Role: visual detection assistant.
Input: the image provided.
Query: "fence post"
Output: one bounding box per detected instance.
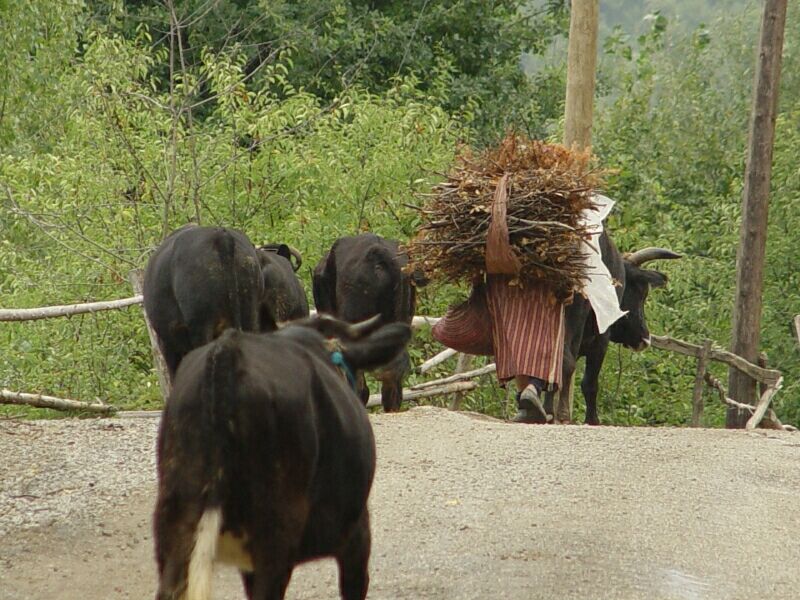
[757,352,770,398]
[691,340,712,427]
[128,269,171,399]
[449,353,474,411]
[794,315,800,347]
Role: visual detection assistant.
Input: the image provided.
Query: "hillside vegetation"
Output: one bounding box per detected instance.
[1,0,798,426]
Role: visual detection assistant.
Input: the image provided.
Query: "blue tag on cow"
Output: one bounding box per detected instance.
[330,351,357,391]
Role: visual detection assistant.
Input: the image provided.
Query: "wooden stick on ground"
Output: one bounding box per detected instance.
[367,381,477,408]
[119,382,481,416]
[1,389,116,414]
[117,410,161,419]
[412,363,496,390]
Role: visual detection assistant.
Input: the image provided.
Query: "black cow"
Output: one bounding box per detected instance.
[153,316,411,600]
[256,244,310,322]
[544,233,681,425]
[312,233,419,412]
[143,225,266,380]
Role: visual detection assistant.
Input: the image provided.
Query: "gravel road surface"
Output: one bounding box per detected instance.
[1,406,799,599]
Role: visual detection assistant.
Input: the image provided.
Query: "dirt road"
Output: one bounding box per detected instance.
[2,406,799,599]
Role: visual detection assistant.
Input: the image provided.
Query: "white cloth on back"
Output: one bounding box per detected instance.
[580,194,627,334]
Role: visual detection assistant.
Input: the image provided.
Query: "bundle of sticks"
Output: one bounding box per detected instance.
[406,134,604,299]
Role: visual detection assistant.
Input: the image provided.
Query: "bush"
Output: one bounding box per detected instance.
[0,29,464,413]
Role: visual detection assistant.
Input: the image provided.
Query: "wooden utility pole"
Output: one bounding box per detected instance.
[557,0,599,422]
[563,0,599,151]
[727,0,787,428]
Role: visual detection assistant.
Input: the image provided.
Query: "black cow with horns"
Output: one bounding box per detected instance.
[143,226,310,382]
[256,243,310,323]
[312,233,422,412]
[153,315,411,600]
[544,232,682,425]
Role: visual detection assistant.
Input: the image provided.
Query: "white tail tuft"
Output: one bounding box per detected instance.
[187,508,221,600]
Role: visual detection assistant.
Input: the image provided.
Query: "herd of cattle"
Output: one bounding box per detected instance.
[142,223,679,599]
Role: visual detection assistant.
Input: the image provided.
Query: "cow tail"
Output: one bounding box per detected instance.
[187,331,239,600]
[216,229,243,330]
[186,508,221,600]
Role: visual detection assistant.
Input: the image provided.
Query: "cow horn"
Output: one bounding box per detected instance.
[288,314,382,339]
[346,314,383,339]
[287,245,303,272]
[626,248,682,266]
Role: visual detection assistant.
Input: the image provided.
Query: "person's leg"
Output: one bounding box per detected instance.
[513,376,550,423]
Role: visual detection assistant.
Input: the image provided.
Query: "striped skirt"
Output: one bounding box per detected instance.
[486,276,564,388]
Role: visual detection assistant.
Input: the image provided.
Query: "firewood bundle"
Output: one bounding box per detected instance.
[406,134,604,299]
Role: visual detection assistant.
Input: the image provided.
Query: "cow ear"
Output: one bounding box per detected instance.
[342,323,412,371]
[276,244,292,261]
[641,269,668,289]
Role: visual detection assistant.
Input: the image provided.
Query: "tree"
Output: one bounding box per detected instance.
[727,0,788,427]
[87,0,570,143]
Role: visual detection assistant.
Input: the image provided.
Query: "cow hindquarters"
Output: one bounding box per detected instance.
[337,509,371,600]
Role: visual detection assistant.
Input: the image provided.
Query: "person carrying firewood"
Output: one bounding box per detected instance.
[409,136,624,424]
[431,173,567,423]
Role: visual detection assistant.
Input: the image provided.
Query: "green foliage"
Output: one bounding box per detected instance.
[0,0,87,146]
[2,1,799,429]
[0,27,462,413]
[588,7,800,426]
[598,0,752,41]
[86,0,569,144]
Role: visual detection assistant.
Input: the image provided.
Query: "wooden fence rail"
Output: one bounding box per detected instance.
[650,335,781,386]
[0,296,143,322]
[0,294,792,429]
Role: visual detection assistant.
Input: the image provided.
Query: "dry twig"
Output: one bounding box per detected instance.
[406,134,605,298]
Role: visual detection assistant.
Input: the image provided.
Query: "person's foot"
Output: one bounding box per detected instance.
[512,385,551,424]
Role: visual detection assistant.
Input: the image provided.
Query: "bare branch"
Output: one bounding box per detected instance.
[0,296,142,322]
[412,363,496,390]
[704,372,791,431]
[1,388,116,415]
[366,381,477,408]
[651,335,781,386]
[746,377,784,430]
[419,348,458,373]
[4,186,125,278]
[101,95,169,207]
[5,187,136,268]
